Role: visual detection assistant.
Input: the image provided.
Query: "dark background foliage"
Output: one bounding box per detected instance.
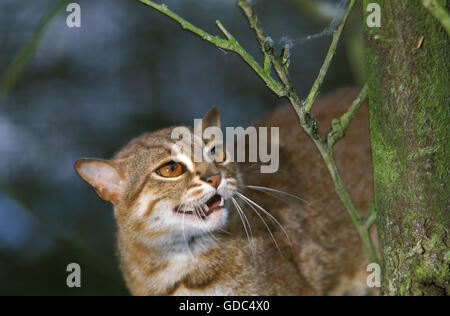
[0,0,361,295]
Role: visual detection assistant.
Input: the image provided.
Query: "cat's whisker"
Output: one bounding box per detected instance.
[218,228,233,235]
[198,204,208,218]
[236,192,292,246]
[235,194,282,255]
[175,199,185,216]
[246,187,292,207]
[175,196,224,251]
[231,197,255,257]
[192,204,221,247]
[182,204,195,257]
[244,185,311,205]
[205,231,221,245]
[243,186,306,212]
[235,198,255,247]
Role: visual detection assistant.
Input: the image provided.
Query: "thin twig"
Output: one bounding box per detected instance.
[237,0,302,109]
[422,0,450,37]
[303,0,356,112]
[236,0,320,148]
[138,0,284,95]
[0,0,70,98]
[327,83,368,147]
[363,203,377,232]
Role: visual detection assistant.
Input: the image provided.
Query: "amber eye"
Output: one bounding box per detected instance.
[156,161,184,178]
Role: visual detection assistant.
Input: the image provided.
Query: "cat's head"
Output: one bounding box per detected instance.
[75,108,239,246]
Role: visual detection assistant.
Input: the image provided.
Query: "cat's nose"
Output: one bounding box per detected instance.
[202,173,221,189]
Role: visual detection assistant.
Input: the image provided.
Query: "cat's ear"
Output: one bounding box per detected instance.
[202,107,221,129]
[74,159,124,205]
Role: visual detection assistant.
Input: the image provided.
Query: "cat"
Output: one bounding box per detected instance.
[75,87,375,296]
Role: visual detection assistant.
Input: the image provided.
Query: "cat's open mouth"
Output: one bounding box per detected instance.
[174,194,224,219]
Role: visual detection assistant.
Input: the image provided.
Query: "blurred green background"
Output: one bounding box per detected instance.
[0,0,364,295]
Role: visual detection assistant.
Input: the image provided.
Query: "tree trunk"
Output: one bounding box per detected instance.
[364,0,449,295]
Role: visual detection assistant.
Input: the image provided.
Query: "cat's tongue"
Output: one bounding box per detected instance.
[206,195,222,211]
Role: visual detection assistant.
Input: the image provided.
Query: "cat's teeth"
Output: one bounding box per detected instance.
[219,198,224,207]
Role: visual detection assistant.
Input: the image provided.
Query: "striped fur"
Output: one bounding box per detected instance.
[76,88,377,296]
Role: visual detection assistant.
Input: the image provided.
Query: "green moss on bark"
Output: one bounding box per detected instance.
[364,0,449,295]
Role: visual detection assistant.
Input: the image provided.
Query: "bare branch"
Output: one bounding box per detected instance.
[327,83,368,147]
[237,0,299,104]
[0,0,70,98]
[139,0,285,95]
[303,0,356,112]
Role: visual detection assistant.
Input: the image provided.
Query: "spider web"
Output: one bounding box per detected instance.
[279,0,349,50]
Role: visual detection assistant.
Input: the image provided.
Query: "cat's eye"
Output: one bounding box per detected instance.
[210,146,226,162]
[155,161,185,178]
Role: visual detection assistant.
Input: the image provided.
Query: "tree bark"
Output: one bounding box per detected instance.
[364,0,449,295]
